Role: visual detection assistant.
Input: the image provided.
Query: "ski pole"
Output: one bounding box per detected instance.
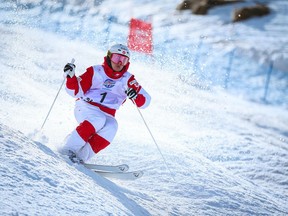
[133,101,175,181]
[40,58,75,130]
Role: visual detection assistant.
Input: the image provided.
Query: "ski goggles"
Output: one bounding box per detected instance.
[110,53,129,66]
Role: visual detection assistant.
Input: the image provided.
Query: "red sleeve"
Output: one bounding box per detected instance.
[79,66,94,94]
[134,94,146,107]
[66,76,79,95]
[65,66,94,96]
[127,75,141,93]
[127,75,149,108]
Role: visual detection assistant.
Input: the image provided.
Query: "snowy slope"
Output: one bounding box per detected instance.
[0,0,288,215]
[0,123,151,215]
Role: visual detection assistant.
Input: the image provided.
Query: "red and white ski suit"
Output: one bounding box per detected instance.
[63,58,151,162]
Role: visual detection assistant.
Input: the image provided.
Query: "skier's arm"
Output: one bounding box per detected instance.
[126,75,151,109]
[134,87,151,109]
[65,66,94,98]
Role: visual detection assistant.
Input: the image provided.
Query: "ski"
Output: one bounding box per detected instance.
[83,163,129,173]
[66,155,142,180]
[93,170,144,180]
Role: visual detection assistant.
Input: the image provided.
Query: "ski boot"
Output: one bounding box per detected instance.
[68,150,84,164]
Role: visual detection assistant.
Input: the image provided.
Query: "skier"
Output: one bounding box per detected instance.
[61,44,151,163]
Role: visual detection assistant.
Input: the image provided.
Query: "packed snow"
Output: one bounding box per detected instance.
[0,0,287,215]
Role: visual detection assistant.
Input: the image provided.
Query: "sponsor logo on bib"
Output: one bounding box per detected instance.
[103,79,115,88]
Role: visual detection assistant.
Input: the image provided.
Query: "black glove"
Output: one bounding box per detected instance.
[126,88,137,100]
[63,63,76,78]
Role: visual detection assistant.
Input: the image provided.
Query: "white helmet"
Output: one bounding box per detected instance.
[107,44,130,58]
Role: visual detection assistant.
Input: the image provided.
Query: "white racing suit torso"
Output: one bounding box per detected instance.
[66,65,150,115]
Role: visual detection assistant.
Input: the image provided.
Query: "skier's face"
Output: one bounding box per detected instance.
[111,53,129,66]
[111,60,125,72]
[110,53,129,71]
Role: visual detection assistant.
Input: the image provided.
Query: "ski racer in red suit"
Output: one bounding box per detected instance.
[62,44,151,163]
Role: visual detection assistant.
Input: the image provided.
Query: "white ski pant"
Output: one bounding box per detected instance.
[63,100,118,162]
